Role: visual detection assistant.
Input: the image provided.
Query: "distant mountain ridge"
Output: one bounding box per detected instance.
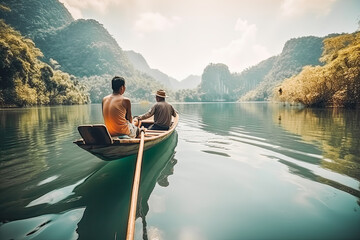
[125,50,201,90]
[180,75,201,89]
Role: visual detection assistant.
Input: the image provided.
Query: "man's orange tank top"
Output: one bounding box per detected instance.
[102,94,130,136]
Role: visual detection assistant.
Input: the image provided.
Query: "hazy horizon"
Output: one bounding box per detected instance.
[59,0,360,80]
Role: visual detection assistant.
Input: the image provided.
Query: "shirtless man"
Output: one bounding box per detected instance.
[102,76,138,138]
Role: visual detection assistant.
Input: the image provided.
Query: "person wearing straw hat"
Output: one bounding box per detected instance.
[135,89,177,130]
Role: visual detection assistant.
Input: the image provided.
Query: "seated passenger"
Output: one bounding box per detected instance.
[102,76,139,138]
[135,90,177,130]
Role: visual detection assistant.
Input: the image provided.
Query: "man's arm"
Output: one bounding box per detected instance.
[138,105,156,120]
[101,97,107,117]
[101,100,104,116]
[122,98,133,122]
[172,105,177,117]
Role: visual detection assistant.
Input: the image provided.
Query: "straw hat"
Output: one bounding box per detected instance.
[155,89,168,98]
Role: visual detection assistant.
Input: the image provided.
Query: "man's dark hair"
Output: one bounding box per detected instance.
[112,76,125,92]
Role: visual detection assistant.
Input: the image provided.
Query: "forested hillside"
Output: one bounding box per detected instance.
[38,19,132,77]
[277,32,360,108]
[0,0,165,105]
[0,0,73,37]
[0,20,88,107]
[233,56,277,98]
[240,36,324,101]
[0,0,131,77]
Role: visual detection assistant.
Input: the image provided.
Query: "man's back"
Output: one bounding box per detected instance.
[102,94,129,136]
[152,101,176,127]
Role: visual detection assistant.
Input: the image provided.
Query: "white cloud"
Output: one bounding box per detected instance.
[59,0,123,19]
[281,0,337,17]
[134,12,181,35]
[234,18,257,33]
[211,18,271,73]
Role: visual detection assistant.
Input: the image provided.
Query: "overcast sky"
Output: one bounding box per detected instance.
[59,0,360,80]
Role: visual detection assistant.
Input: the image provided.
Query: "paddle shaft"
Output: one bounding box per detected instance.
[126,130,145,240]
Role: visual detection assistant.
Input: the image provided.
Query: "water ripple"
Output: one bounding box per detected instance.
[179,110,360,200]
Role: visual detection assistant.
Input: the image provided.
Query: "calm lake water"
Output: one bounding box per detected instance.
[0,102,359,240]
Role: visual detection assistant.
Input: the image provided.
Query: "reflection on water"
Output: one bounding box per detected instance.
[75,132,178,240]
[1,103,360,239]
[275,107,360,201]
[0,105,94,190]
[175,103,360,199]
[0,207,85,240]
[276,107,360,180]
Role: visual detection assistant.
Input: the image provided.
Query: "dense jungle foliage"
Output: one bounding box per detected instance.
[277,32,360,108]
[0,20,88,107]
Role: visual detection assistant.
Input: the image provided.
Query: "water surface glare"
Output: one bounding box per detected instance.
[0,103,359,240]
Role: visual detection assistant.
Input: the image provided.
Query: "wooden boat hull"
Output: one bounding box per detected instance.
[74,113,179,161]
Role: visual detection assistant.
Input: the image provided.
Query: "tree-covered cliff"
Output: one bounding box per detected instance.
[277,32,360,108]
[0,20,88,107]
[199,63,236,101]
[240,36,324,101]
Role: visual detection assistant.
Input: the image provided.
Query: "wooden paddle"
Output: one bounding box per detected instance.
[126,128,145,240]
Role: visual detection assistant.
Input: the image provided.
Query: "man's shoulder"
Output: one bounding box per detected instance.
[122,97,131,103]
[157,101,170,105]
[102,94,111,102]
[156,101,174,109]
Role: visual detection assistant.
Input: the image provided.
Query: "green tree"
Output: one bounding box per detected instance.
[278,32,360,108]
[0,20,88,106]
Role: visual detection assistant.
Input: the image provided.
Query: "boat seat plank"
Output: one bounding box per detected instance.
[145,130,167,133]
[78,124,113,145]
[144,134,159,137]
